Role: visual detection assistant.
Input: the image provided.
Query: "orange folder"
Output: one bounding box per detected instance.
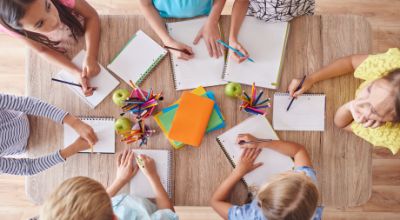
[168,92,214,147]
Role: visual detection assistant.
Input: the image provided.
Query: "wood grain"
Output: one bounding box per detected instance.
[24,14,373,208]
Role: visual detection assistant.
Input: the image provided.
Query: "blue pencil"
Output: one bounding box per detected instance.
[216,40,255,63]
[253,91,264,105]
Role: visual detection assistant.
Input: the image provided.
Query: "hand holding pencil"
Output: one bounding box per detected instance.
[288,75,314,98]
[227,40,250,64]
[163,39,194,60]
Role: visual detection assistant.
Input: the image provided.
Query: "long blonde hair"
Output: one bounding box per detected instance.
[257,172,319,220]
[40,176,114,220]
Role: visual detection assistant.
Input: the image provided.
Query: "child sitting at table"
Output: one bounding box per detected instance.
[40,149,178,220]
[211,134,323,220]
[228,0,315,63]
[138,0,226,60]
[0,0,100,96]
[288,48,400,155]
[0,93,97,176]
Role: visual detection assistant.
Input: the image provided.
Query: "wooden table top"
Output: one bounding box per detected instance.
[26,14,372,208]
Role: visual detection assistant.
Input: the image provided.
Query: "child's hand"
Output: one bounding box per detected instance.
[116,150,139,184]
[63,114,98,146]
[194,22,224,58]
[82,57,101,78]
[71,137,91,152]
[233,148,263,177]
[348,100,384,128]
[136,154,159,180]
[165,39,194,60]
[236,133,259,148]
[229,40,249,63]
[78,75,95,97]
[288,77,314,97]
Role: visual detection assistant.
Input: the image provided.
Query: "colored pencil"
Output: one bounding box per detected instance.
[216,39,255,62]
[286,75,307,111]
[163,45,192,55]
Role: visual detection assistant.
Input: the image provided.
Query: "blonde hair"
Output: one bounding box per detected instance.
[40,176,114,220]
[257,172,319,220]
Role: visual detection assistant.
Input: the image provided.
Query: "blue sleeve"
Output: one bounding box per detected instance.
[151,209,179,220]
[294,166,318,184]
[228,201,263,220]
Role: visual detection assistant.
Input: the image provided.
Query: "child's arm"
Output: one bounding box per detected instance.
[211,148,263,219]
[107,150,138,197]
[288,54,368,97]
[73,0,101,78]
[237,134,312,167]
[138,0,194,60]
[193,0,226,58]
[138,155,175,211]
[228,0,250,63]
[22,38,95,96]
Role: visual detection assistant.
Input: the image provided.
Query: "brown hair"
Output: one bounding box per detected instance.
[40,176,114,220]
[257,172,319,220]
[382,68,400,122]
[0,0,84,52]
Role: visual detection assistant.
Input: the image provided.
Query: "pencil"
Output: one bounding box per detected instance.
[163,45,192,55]
[286,75,307,111]
[238,139,272,145]
[51,78,82,88]
[216,39,255,62]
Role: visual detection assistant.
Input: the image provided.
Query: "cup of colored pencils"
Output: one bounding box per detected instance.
[120,120,155,146]
[239,83,271,115]
[120,80,163,120]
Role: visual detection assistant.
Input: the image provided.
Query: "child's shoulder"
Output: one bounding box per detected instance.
[228,199,265,220]
[354,48,400,81]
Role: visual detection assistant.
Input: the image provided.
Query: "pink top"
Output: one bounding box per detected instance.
[0,0,80,52]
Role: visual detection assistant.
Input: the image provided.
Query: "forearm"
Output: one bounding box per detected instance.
[0,151,64,176]
[259,141,312,167]
[206,0,226,26]
[334,102,354,128]
[229,0,248,41]
[139,1,173,44]
[211,172,241,203]
[83,11,100,61]
[106,179,126,197]
[149,175,174,211]
[308,56,355,85]
[34,46,81,77]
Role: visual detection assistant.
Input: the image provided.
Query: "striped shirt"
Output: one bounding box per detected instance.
[0,94,68,176]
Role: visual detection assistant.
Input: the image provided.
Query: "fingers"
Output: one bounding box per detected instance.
[370,120,382,128]
[125,150,135,166]
[205,38,213,57]
[252,162,264,171]
[218,42,225,56]
[121,149,129,165]
[193,31,202,45]
[210,40,219,58]
[117,151,123,165]
[363,119,375,128]
[288,79,300,97]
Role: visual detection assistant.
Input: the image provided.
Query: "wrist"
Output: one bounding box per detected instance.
[161,36,175,46]
[308,74,318,85]
[231,169,245,179]
[63,114,80,128]
[112,178,127,188]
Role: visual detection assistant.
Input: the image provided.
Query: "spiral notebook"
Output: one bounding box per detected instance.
[107,30,167,85]
[223,16,290,89]
[216,115,294,192]
[63,117,115,153]
[273,93,325,131]
[130,149,173,198]
[56,50,120,109]
[166,18,226,90]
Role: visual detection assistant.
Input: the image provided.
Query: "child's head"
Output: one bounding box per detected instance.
[40,176,115,220]
[257,172,319,220]
[0,0,84,51]
[355,68,400,123]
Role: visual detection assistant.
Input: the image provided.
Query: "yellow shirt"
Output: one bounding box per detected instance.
[351,48,400,155]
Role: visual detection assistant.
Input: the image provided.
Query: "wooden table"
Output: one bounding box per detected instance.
[26,15,372,208]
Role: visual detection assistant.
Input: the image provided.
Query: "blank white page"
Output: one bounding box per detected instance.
[56,50,120,109]
[224,16,289,89]
[64,118,115,153]
[166,18,226,90]
[273,93,325,131]
[217,115,294,192]
[107,30,167,85]
[130,150,172,198]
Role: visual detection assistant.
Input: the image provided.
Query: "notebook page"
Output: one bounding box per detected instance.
[224,16,289,89]
[166,18,226,90]
[130,150,171,198]
[273,93,325,131]
[63,118,115,153]
[56,50,120,108]
[107,30,167,85]
[217,115,294,191]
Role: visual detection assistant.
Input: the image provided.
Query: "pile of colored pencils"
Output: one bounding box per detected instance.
[120,120,155,146]
[119,80,163,146]
[121,80,163,119]
[239,83,271,115]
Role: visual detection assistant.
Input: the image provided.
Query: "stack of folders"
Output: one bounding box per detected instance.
[154,87,225,149]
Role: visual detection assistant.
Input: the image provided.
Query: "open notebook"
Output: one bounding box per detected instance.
[63,117,115,153]
[56,50,120,109]
[223,16,290,89]
[166,17,226,90]
[108,30,167,85]
[216,115,294,192]
[130,149,172,198]
[273,93,325,131]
